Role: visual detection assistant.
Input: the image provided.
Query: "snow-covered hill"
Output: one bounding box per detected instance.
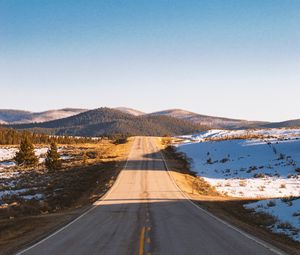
[179,128,300,142]
[0,108,87,124]
[176,129,300,198]
[114,107,145,116]
[149,109,267,129]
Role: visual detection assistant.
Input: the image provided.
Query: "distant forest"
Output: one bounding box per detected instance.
[0,128,98,145]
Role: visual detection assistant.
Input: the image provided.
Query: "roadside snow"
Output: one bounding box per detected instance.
[176,130,300,198]
[244,198,300,242]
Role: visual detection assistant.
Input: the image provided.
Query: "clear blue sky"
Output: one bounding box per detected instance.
[0,0,299,121]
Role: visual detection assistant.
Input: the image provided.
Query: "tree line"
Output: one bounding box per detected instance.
[0,128,98,145]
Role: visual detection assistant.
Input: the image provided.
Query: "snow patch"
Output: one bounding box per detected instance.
[244,198,300,242]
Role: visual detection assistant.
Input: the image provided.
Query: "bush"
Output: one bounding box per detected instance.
[253,173,265,178]
[267,200,276,207]
[85,150,98,159]
[292,211,300,217]
[277,221,294,230]
[220,157,229,163]
[281,196,298,203]
[206,157,213,164]
[279,183,286,189]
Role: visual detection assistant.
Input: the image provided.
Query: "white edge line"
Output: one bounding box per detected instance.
[16,138,136,255]
[158,145,288,255]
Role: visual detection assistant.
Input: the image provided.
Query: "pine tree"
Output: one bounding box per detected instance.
[14,136,38,166]
[45,142,61,171]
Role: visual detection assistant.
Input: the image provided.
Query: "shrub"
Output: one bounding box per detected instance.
[239,180,247,187]
[220,157,229,163]
[281,196,298,203]
[279,183,286,189]
[206,157,212,164]
[277,221,295,231]
[267,200,276,207]
[253,173,265,178]
[85,150,98,159]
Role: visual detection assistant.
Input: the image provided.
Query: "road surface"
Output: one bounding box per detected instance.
[18,137,284,255]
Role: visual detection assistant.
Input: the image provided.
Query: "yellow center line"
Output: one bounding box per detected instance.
[139,227,146,255]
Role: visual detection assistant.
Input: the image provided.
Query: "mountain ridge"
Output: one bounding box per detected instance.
[147,109,269,129]
[1,107,298,131]
[9,108,205,137]
[0,108,88,124]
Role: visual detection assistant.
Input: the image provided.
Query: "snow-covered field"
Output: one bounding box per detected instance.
[176,129,300,198]
[177,128,300,242]
[179,128,300,142]
[244,198,300,242]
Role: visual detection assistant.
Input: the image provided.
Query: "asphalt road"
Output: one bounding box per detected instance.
[18,137,285,255]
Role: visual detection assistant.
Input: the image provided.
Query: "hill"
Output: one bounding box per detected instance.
[148,109,269,129]
[114,107,145,116]
[10,108,205,137]
[0,110,32,124]
[3,107,297,130]
[262,119,300,129]
[0,108,87,124]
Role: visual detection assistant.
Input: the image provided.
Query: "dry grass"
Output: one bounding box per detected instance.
[0,138,133,255]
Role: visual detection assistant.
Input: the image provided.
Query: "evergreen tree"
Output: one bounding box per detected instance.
[45,142,62,171]
[14,136,38,166]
